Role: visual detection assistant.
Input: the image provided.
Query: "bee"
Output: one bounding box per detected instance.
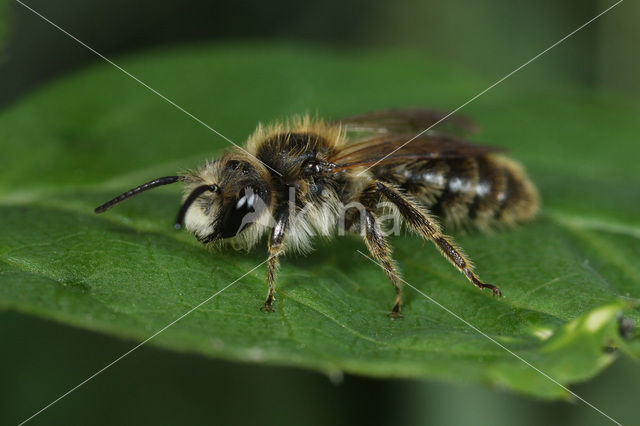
[95,108,539,317]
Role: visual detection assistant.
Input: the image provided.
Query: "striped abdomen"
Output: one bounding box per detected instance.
[373,155,540,230]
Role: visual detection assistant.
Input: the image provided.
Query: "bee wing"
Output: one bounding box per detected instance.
[329,133,505,171]
[332,108,480,139]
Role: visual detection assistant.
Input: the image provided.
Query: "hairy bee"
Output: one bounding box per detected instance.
[95,108,539,317]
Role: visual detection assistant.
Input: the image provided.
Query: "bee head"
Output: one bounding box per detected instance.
[94,156,272,244]
[178,158,271,243]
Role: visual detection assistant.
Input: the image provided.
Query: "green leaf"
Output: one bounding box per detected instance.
[1,44,638,399]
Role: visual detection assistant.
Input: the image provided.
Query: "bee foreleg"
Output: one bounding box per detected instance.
[361,208,403,319]
[262,205,289,312]
[375,181,501,297]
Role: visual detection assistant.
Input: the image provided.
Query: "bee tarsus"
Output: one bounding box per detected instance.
[260,296,275,313]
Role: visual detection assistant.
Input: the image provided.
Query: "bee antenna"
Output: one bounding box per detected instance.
[174,184,219,230]
[94,176,182,214]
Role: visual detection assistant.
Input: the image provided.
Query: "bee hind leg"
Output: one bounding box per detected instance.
[375,181,501,296]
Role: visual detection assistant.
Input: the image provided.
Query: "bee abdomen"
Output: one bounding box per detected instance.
[430,158,479,229]
[443,155,539,230]
[375,155,539,230]
[484,155,539,228]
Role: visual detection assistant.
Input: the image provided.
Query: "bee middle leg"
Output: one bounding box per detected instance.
[262,205,289,312]
[359,208,403,319]
[375,181,501,296]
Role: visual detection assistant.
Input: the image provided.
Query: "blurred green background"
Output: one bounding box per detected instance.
[2,0,639,107]
[1,0,639,425]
